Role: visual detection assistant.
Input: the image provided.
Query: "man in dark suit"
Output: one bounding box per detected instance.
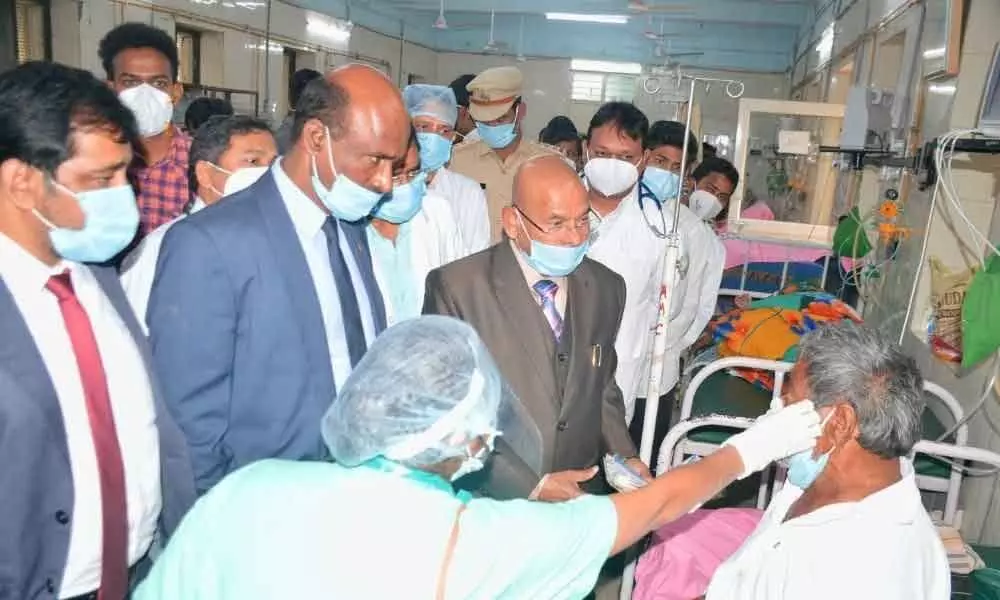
[423,155,651,502]
[148,65,408,494]
[0,62,195,600]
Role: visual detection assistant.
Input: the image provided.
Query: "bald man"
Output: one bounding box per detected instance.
[423,155,643,504]
[149,65,407,493]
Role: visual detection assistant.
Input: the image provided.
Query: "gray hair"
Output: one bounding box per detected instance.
[798,321,924,458]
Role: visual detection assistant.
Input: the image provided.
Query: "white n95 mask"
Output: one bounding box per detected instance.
[119,84,174,138]
[223,166,268,197]
[689,189,723,221]
[584,157,639,197]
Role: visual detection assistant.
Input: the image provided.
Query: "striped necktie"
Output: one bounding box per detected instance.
[533,279,563,341]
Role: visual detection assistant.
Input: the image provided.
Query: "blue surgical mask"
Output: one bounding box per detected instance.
[786,411,834,489]
[475,107,519,150]
[36,182,140,263]
[416,132,453,172]
[643,166,681,202]
[373,172,427,224]
[516,212,589,277]
[310,126,384,222]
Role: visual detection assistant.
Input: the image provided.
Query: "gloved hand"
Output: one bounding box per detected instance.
[723,400,821,479]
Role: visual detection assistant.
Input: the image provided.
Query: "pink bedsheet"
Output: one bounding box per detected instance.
[633,508,763,600]
[721,203,850,271]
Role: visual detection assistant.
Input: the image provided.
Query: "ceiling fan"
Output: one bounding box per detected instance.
[628,1,695,13]
[482,10,509,53]
[427,0,489,31]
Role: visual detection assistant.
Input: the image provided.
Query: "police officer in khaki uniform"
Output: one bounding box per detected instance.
[449,66,558,244]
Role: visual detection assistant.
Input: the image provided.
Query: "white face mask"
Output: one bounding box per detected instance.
[689,189,723,221]
[119,84,174,138]
[223,165,268,196]
[584,156,639,197]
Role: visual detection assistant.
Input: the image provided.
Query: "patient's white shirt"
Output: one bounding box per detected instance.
[706,458,950,600]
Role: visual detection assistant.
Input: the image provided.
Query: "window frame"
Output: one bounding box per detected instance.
[175,25,202,86]
[13,0,51,64]
[570,70,638,104]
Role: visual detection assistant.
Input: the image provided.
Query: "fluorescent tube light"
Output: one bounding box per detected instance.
[545,13,628,25]
[307,18,353,43]
[923,47,946,59]
[570,59,642,75]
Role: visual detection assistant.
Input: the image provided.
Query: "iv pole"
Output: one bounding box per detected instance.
[622,73,745,600]
[637,73,745,465]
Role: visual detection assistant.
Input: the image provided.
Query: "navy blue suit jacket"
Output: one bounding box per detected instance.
[147,170,386,493]
[0,266,196,599]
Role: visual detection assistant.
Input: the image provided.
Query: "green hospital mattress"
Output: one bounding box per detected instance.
[687,370,953,479]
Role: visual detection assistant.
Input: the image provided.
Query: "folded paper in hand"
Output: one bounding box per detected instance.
[604,453,648,493]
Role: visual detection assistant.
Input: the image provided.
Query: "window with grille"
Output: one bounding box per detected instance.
[570,72,637,103]
[15,0,47,64]
[175,27,201,85]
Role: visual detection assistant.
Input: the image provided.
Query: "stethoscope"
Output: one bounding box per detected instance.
[637,181,669,240]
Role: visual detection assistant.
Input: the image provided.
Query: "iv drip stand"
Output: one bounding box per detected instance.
[622,73,744,600]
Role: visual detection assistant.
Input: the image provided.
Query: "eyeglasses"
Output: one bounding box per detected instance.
[391,168,422,186]
[514,205,592,235]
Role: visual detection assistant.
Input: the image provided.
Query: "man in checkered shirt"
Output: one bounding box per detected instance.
[99,23,192,236]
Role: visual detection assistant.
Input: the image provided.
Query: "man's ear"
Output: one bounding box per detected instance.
[194,160,214,195]
[0,159,43,211]
[822,403,858,453]
[501,205,520,242]
[170,82,185,106]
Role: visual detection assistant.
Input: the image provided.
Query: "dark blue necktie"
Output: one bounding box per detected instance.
[322,217,367,367]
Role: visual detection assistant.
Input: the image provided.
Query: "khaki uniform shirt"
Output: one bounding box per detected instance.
[449,138,559,244]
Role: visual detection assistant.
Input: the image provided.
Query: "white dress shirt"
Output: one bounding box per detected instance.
[587,185,724,421]
[271,160,377,391]
[0,234,161,599]
[368,190,466,325]
[707,458,950,600]
[429,167,490,255]
[120,198,205,333]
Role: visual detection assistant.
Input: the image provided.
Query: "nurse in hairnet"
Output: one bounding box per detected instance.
[134,316,821,600]
[404,84,490,255]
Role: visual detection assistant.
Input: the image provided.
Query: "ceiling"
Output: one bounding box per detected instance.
[302,0,814,73]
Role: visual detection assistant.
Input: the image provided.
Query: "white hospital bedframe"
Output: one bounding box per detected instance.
[620,414,988,600]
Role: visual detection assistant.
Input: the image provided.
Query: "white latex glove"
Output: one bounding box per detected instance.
[723,400,822,479]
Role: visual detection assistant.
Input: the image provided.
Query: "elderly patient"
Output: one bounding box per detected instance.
[705,322,950,600]
[135,316,822,600]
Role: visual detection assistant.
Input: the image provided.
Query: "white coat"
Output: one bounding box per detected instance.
[120,198,206,333]
[587,185,724,422]
[369,190,467,326]
[428,167,490,255]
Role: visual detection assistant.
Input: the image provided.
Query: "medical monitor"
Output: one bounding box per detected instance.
[978,43,1000,137]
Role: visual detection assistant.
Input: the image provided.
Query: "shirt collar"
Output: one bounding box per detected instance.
[272,157,328,238]
[0,232,74,296]
[591,184,638,230]
[509,239,567,288]
[783,458,923,526]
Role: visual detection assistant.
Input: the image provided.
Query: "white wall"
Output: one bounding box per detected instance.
[47,0,431,124]
[436,52,787,150]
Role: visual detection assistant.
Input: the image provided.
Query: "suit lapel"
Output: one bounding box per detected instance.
[254,173,335,392]
[490,243,559,403]
[0,278,69,461]
[340,219,387,334]
[560,265,593,418]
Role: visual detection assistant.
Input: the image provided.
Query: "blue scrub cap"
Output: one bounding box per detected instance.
[403,84,459,128]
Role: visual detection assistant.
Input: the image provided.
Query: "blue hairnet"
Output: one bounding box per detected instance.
[322,316,507,468]
[403,84,458,127]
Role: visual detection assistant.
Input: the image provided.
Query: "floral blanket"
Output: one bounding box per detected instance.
[706,291,862,390]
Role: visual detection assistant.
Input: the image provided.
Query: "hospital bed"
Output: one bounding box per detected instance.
[672,357,967,521]
[638,416,1000,600]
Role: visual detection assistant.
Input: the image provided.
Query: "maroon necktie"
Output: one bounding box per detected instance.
[47,271,128,600]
